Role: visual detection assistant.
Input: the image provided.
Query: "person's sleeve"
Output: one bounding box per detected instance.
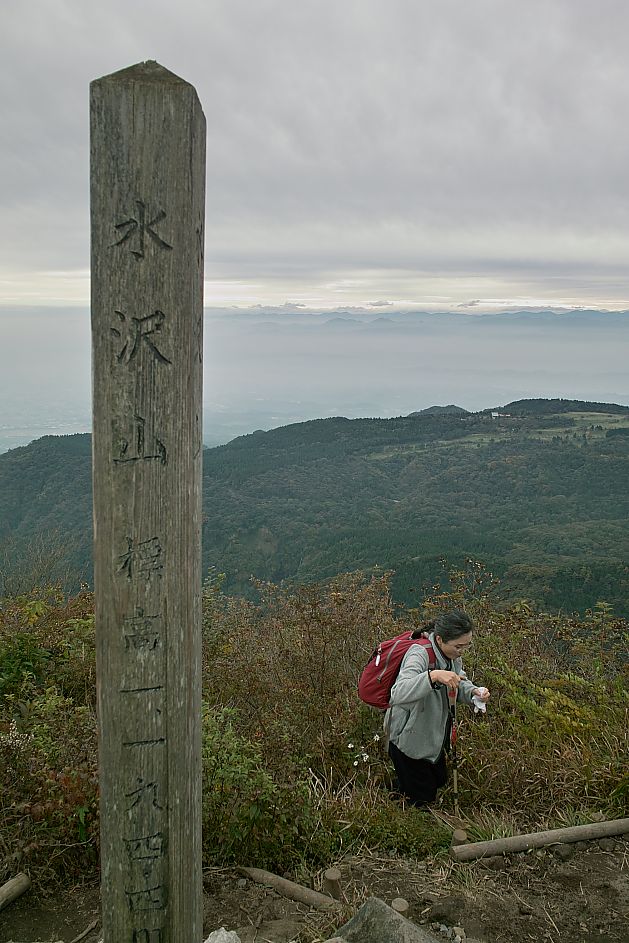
[389,647,434,706]
[456,663,476,706]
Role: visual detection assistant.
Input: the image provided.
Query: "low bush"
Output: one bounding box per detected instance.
[0,589,99,885]
[1,564,627,890]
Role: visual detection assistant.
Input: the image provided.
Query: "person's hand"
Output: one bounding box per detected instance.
[472,686,490,702]
[431,670,462,691]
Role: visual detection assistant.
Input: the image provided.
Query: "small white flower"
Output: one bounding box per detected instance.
[373,734,381,742]
[362,754,369,762]
[353,760,359,766]
[347,742,354,749]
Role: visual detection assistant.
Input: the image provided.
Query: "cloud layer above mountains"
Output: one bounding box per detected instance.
[2,0,629,308]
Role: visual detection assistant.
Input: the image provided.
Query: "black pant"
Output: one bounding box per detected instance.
[388,740,448,806]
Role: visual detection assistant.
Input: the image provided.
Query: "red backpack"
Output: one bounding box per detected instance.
[358,631,436,710]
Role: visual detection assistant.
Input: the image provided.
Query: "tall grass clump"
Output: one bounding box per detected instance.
[202,562,628,854]
[457,595,628,825]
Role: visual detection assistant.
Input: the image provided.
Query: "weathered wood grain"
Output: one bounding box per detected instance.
[0,872,31,912]
[450,817,629,861]
[90,60,205,943]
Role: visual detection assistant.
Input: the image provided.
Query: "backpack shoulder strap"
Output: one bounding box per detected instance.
[416,635,437,668]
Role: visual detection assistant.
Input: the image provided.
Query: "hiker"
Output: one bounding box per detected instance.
[385,609,490,807]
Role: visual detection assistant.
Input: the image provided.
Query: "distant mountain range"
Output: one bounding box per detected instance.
[1,398,628,615]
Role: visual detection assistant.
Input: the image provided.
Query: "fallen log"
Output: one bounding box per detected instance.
[0,872,31,912]
[236,866,344,911]
[451,817,629,862]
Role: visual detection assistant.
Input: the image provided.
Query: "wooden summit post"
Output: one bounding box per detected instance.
[90,61,206,942]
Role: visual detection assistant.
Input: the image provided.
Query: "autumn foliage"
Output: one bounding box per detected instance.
[1,564,627,887]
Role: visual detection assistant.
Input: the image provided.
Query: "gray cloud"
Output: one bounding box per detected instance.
[2,0,629,306]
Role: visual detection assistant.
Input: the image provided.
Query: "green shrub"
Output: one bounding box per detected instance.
[1,565,627,891]
[0,631,51,697]
[0,590,99,884]
[202,704,320,869]
[0,684,99,884]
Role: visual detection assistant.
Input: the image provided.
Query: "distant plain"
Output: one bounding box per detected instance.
[1,305,628,453]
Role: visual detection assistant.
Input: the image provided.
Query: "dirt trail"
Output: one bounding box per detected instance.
[1,840,627,943]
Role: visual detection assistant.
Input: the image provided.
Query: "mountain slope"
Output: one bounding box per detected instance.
[1,401,628,614]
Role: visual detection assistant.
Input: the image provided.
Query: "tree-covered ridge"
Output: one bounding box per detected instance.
[493,398,629,416]
[1,400,629,614]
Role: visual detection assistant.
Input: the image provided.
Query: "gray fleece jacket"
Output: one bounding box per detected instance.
[384,632,477,762]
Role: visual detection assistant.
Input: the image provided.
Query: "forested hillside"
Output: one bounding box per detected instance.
[1,399,628,614]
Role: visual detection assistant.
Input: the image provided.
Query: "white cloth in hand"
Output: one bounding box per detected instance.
[472,687,489,713]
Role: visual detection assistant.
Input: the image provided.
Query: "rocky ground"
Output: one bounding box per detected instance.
[1,838,628,943]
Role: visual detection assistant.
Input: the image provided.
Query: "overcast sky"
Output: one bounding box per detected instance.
[2,0,629,310]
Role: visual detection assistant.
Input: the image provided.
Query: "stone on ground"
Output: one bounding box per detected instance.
[204,929,242,943]
[331,896,442,942]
